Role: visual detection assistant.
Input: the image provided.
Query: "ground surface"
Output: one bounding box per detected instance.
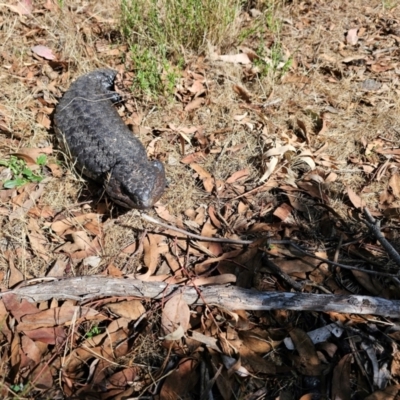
[0,0,400,399]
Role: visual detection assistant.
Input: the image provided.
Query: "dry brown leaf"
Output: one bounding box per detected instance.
[6,0,32,15]
[18,304,105,331]
[233,84,252,103]
[189,163,212,179]
[2,293,42,322]
[106,367,137,390]
[9,181,47,221]
[346,28,359,45]
[184,97,205,112]
[106,300,145,320]
[36,112,51,129]
[105,263,124,277]
[6,253,24,288]
[13,147,53,165]
[57,231,92,254]
[27,218,50,262]
[30,363,53,389]
[180,151,207,164]
[365,385,400,400]
[287,195,308,212]
[219,53,251,64]
[282,74,311,84]
[195,249,243,273]
[273,258,314,278]
[226,168,249,183]
[289,328,328,376]
[46,258,67,277]
[24,326,66,345]
[65,325,129,373]
[317,116,329,135]
[142,234,162,275]
[21,335,43,365]
[164,252,181,273]
[239,330,273,353]
[273,203,293,221]
[347,187,364,209]
[331,354,353,400]
[239,347,277,375]
[190,163,215,192]
[370,63,395,73]
[31,45,56,60]
[191,274,236,286]
[351,270,384,296]
[388,174,400,199]
[70,236,101,259]
[208,205,222,229]
[161,293,190,336]
[160,358,199,400]
[51,213,100,236]
[10,335,21,370]
[47,163,63,178]
[28,205,55,218]
[200,220,223,256]
[27,230,50,262]
[260,156,278,182]
[341,55,366,63]
[297,181,329,202]
[194,206,206,225]
[188,80,205,96]
[324,172,337,184]
[154,204,184,227]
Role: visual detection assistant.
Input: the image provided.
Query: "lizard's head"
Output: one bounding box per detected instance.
[109,161,166,209]
[90,68,118,90]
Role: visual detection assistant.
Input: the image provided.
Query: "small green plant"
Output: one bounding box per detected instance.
[254,41,292,78]
[130,45,179,97]
[85,325,103,338]
[10,383,24,393]
[237,4,291,78]
[0,155,46,189]
[120,0,241,97]
[381,0,396,9]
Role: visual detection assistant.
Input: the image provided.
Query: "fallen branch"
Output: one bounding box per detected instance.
[3,276,400,317]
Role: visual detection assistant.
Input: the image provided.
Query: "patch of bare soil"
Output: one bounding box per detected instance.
[0,0,400,398]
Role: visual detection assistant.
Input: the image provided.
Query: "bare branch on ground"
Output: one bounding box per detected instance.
[4,276,400,317]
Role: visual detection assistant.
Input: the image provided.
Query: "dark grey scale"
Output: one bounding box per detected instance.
[54,69,166,209]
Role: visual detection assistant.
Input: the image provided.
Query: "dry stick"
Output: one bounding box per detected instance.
[141,214,254,245]
[262,256,304,292]
[363,207,400,269]
[5,276,400,317]
[286,241,400,277]
[142,214,400,277]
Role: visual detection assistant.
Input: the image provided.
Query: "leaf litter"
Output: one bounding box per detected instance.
[0,0,399,398]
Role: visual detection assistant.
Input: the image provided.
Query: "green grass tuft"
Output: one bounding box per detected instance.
[120,0,242,97]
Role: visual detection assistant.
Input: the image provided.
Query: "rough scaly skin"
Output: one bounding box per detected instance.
[54,69,166,209]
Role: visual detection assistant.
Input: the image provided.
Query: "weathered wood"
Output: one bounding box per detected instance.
[3,276,400,317]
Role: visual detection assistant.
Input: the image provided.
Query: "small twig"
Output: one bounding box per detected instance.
[363,207,400,269]
[261,255,304,291]
[372,47,398,56]
[334,234,343,263]
[142,214,400,277]
[141,214,254,245]
[286,241,400,277]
